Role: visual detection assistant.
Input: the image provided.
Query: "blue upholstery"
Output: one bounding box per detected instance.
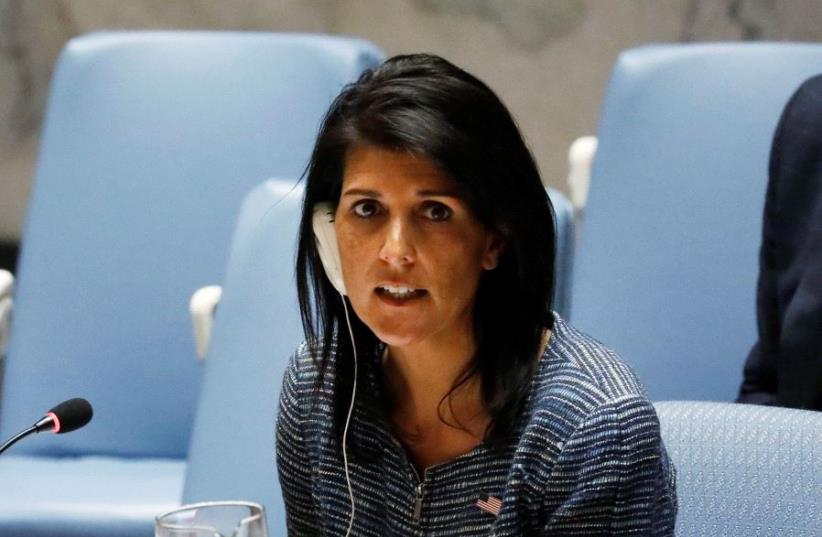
[182,180,305,533]
[0,456,183,537]
[0,31,382,537]
[655,401,822,536]
[570,44,822,401]
[181,183,572,533]
[549,187,574,319]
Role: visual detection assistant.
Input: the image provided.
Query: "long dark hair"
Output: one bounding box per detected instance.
[296,53,556,451]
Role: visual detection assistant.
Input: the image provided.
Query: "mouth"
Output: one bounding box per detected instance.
[375,285,428,305]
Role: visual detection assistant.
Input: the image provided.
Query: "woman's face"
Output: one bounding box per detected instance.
[334,145,504,349]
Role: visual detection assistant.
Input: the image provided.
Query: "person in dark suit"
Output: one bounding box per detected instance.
[738,74,822,410]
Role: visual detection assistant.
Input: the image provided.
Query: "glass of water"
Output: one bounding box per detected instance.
[155,501,268,537]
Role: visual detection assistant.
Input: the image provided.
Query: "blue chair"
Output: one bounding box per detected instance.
[655,401,822,536]
[570,43,822,401]
[549,188,574,319]
[181,181,573,533]
[181,180,304,532]
[0,31,382,537]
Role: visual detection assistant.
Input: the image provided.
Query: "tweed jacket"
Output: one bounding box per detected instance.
[276,315,677,535]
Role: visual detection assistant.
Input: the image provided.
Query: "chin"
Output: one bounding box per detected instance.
[371,328,421,348]
[350,296,426,345]
[367,320,430,348]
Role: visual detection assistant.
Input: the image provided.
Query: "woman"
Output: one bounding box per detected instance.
[277,54,676,536]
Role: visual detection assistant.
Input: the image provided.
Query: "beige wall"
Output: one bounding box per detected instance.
[1,0,821,241]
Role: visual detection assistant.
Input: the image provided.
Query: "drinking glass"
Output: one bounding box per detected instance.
[155,500,268,537]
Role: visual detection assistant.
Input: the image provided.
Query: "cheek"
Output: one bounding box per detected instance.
[336,227,372,291]
[428,234,488,294]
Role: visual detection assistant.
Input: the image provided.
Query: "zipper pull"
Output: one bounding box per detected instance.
[412,482,424,524]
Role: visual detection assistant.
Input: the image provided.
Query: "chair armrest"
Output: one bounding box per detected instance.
[0,269,13,356]
[189,285,222,361]
[566,136,598,212]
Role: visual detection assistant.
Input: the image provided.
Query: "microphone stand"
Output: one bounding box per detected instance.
[0,415,53,455]
[0,425,36,456]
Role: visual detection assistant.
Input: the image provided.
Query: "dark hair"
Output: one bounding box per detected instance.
[296,53,556,451]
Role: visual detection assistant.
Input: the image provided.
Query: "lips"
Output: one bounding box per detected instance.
[374,284,428,305]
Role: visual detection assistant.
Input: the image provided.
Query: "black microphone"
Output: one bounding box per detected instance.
[0,398,93,455]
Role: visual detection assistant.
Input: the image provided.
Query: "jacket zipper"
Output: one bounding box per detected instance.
[391,432,427,526]
[412,482,425,524]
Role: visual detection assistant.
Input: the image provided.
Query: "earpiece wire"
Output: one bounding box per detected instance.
[340,293,358,537]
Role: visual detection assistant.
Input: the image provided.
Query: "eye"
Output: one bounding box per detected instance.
[421,201,452,222]
[351,199,381,218]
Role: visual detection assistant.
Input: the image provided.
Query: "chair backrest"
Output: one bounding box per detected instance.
[0,31,383,459]
[655,401,822,536]
[548,187,574,319]
[182,180,303,528]
[571,43,822,401]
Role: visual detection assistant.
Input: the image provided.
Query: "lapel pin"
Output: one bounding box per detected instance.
[475,494,502,517]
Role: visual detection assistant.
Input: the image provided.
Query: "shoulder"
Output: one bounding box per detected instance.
[777,74,822,128]
[791,73,822,105]
[775,74,822,152]
[517,316,663,469]
[535,316,650,410]
[515,330,672,511]
[284,338,337,383]
[279,339,338,411]
[557,394,661,456]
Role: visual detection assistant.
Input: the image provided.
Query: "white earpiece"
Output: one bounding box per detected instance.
[312,201,356,536]
[312,202,347,295]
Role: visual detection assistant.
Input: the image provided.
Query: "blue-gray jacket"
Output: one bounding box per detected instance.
[276,315,677,535]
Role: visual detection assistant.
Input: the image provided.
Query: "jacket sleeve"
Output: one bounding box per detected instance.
[737,74,796,405]
[542,396,677,536]
[738,73,822,408]
[276,349,321,536]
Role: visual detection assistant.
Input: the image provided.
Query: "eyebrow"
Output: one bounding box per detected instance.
[341,188,463,198]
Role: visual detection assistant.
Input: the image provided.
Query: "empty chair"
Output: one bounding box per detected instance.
[570,43,822,401]
[182,180,304,532]
[655,401,822,536]
[0,31,382,537]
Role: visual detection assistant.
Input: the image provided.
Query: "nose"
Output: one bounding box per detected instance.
[378,216,416,266]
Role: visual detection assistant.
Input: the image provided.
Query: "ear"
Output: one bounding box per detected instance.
[481,232,507,270]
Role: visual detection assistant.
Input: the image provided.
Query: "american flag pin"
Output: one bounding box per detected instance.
[475,494,502,517]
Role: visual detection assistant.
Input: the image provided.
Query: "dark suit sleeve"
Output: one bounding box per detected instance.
[738,74,822,409]
[736,80,792,405]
